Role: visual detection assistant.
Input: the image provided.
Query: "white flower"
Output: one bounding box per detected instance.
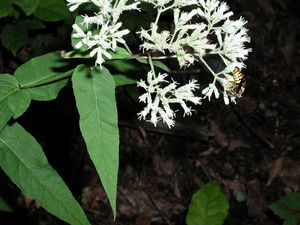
[197,0,233,27]
[202,83,220,101]
[137,71,201,128]
[66,0,90,11]
[68,0,140,66]
[112,0,140,23]
[72,22,129,67]
[140,0,173,8]
[82,13,106,27]
[223,91,236,105]
[139,24,171,52]
[214,25,251,61]
[176,49,195,67]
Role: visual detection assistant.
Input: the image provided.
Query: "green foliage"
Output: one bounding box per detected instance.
[110,47,131,60]
[0,102,12,131]
[0,196,12,212]
[137,58,171,73]
[7,89,31,119]
[0,123,91,225]
[72,65,119,217]
[0,25,28,56]
[21,18,46,30]
[270,192,300,225]
[34,0,69,22]
[0,0,13,18]
[0,74,19,129]
[113,74,137,86]
[14,51,71,101]
[186,181,229,225]
[12,0,40,16]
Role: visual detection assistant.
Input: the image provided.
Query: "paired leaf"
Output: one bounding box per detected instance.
[0,196,12,212]
[34,0,69,22]
[0,123,91,225]
[0,74,19,102]
[72,65,119,216]
[7,90,31,119]
[110,47,130,60]
[0,25,28,56]
[186,181,229,225]
[12,0,40,15]
[0,74,19,129]
[14,51,71,101]
[137,58,171,73]
[113,74,137,86]
[0,102,12,132]
[270,192,300,225]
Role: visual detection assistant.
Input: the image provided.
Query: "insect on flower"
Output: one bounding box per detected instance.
[224,67,246,98]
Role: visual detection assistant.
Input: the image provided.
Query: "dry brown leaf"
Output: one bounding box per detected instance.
[246,179,267,217]
[210,120,229,147]
[266,157,284,186]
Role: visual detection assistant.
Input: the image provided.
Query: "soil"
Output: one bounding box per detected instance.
[0,0,300,224]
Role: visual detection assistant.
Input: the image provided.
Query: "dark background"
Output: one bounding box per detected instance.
[1,0,300,224]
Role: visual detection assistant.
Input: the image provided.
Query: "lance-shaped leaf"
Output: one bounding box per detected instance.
[0,123,91,225]
[0,74,19,130]
[14,51,71,101]
[7,89,31,119]
[72,65,119,216]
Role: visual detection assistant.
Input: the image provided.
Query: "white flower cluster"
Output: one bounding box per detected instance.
[138,0,251,107]
[67,0,140,66]
[139,7,216,68]
[67,0,251,128]
[137,71,201,128]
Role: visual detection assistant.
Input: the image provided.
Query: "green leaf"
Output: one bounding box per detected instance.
[283,219,298,225]
[110,47,130,60]
[7,90,31,119]
[0,74,19,102]
[0,102,13,131]
[14,51,71,101]
[72,65,119,217]
[0,0,13,18]
[12,0,40,15]
[0,196,12,212]
[0,74,19,129]
[105,60,137,73]
[34,0,69,22]
[113,74,137,86]
[21,18,46,30]
[0,25,28,56]
[0,123,91,225]
[186,181,229,225]
[270,192,300,224]
[137,58,171,73]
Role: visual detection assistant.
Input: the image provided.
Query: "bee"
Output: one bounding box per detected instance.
[224,67,246,98]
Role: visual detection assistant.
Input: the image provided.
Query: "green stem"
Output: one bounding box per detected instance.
[199,57,217,77]
[20,69,74,89]
[147,53,156,76]
[123,42,132,55]
[132,54,177,60]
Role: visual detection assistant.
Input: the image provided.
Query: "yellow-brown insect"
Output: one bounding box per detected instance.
[225,67,246,98]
